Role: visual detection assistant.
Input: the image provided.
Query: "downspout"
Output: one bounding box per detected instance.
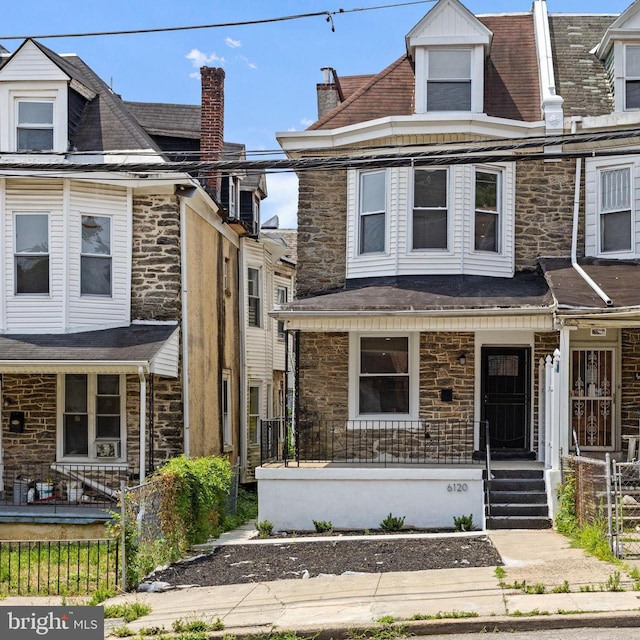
[570,118,613,307]
[238,240,248,480]
[179,196,191,456]
[138,366,146,482]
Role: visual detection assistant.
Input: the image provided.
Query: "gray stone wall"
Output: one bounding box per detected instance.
[296,170,347,296]
[131,194,182,321]
[515,158,582,270]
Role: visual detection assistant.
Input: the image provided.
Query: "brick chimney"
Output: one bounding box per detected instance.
[200,66,225,200]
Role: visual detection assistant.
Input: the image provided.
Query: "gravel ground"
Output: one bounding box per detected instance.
[148,535,503,587]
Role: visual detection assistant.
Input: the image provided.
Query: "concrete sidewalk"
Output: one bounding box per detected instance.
[94,527,640,637]
[5,527,640,637]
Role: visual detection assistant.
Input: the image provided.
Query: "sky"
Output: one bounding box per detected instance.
[0,0,634,228]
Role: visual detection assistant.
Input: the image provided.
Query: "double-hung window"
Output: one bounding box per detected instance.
[599,166,632,253]
[15,213,49,294]
[625,45,640,110]
[81,215,112,296]
[358,170,386,254]
[276,286,288,339]
[61,374,123,460]
[359,336,410,415]
[427,49,471,111]
[247,267,262,327]
[413,168,448,250]
[474,170,501,252]
[17,100,54,151]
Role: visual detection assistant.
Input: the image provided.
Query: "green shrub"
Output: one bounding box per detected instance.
[555,473,578,535]
[453,514,475,532]
[312,520,333,534]
[256,520,274,538]
[380,513,405,532]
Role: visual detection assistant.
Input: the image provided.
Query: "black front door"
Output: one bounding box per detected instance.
[480,347,531,452]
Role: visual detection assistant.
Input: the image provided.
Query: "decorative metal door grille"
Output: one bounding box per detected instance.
[571,349,614,449]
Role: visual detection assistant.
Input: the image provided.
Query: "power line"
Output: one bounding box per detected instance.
[0,1,434,41]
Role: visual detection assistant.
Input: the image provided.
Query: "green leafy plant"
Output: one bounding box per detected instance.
[555,473,578,535]
[453,514,475,532]
[551,580,571,593]
[312,520,333,534]
[379,513,405,532]
[256,520,274,538]
[409,610,478,620]
[103,601,152,623]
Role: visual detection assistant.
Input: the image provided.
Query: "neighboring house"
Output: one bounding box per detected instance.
[260,0,640,531]
[0,42,242,529]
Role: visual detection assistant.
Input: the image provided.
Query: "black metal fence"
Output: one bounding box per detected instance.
[0,538,119,596]
[262,418,486,466]
[1,463,129,510]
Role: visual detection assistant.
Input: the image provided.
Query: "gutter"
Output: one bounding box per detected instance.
[570,118,613,307]
[179,195,191,456]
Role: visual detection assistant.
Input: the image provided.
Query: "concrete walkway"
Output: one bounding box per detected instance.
[95,526,640,637]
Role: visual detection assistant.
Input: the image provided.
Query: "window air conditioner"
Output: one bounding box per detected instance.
[95,440,121,459]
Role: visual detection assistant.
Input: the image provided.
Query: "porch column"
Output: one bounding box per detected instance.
[559,327,572,459]
[138,367,147,482]
[551,349,561,470]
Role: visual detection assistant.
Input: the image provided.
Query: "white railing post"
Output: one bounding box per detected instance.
[544,354,553,469]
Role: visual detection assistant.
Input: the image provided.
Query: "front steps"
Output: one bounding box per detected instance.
[485,466,552,529]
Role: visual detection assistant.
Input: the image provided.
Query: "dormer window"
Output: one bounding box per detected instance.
[17,100,53,151]
[426,50,471,112]
[625,45,640,110]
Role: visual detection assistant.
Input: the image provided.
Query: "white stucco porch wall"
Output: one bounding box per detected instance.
[256,466,485,531]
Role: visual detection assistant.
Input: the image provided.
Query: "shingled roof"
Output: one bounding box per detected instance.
[310,13,542,131]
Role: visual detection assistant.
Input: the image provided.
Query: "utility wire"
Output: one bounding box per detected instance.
[0,1,434,40]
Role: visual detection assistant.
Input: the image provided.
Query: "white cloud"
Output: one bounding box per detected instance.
[300,118,314,127]
[262,173,299,229]
[238,54,257,70]
[225,37,241,48]
[186,48,225,68]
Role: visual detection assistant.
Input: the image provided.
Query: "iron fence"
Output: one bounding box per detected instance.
[262,418,485,466]
[0,538,119,596]
[1,463,130,510]
[612,460,640,558]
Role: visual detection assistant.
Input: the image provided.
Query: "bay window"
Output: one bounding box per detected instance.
[474,170,500,252]
[15,213,49,294]
[81,215,112,296]
[413,168,448,250]
[358,170,386,254]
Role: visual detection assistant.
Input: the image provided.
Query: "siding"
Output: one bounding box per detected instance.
[0,41,69,81]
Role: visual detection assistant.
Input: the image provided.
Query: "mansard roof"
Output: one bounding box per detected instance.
[548,14,615,118]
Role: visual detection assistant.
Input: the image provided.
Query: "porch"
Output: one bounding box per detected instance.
[0,462,127,528]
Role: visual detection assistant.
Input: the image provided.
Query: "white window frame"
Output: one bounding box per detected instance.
[247,267,262,328]
[348,333,419,421]
[14,212,50,296]
[222,371,232,448]
[597,164,634,256]
[357,169,387,255]
[57,373,126,463]
[248,382,261,445]
[276,286,288,339]
[16,99,54,152]
[411,167,450,252]
[426,48,472,112]
[624,44,640,111]
[80,214,113,297]
[473,168,502,254]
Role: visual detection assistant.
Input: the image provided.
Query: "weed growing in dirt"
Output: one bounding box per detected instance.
[312,520,333,534]
[255,520,274,538]
[409,610,478,620]
[103,601,152,622]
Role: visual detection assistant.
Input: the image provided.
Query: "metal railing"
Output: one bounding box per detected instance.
[262,418,486,466]
[0,538,119,596]
[1,463,130,510]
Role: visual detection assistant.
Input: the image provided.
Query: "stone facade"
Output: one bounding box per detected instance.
[296,170,347,296]
[131,194,183,321]
[515,158,582,271]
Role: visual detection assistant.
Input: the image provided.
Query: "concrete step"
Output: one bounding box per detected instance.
[489,503,549,517]
[487,478,545,492]
[486,515,552,530]
[489,490,547,504]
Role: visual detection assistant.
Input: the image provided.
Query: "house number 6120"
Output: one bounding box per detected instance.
[447,483,468,492]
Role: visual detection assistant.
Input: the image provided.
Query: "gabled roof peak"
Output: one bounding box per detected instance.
[405,0,493,58]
